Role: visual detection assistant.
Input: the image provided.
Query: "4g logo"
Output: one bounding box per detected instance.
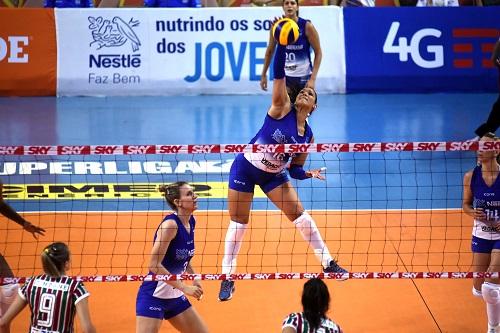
[383,22,443,69]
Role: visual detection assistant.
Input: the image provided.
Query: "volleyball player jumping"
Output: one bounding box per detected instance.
[218,36,347,302]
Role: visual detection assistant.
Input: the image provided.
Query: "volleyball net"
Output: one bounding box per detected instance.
[0,140,495,282]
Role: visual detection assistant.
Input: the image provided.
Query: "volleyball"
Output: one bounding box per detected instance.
[272,18,299,46]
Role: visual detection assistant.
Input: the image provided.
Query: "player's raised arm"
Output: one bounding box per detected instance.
[269,41,291,119]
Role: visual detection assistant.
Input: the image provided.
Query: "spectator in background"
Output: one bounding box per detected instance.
[282,278,343,333]
[44,0,93,7]
[473,38,500,140]
[144,0,220,8]
[339,0,374,6]
[475,0,500,5]
[416,0,458,5]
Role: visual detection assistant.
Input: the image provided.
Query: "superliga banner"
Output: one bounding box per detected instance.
[344,7,500,93]
[55,7,345,96]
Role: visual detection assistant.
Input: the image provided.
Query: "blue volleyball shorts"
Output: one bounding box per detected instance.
[228,154,289,194]
[471,235,500,253]
[136,292,191,320]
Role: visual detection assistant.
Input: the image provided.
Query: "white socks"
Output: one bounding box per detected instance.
[293,211,333,268]
[483,282,500,327]
[222,221,248,275]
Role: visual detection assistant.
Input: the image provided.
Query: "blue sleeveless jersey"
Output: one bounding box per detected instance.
[244,107,313,173]
[138,213,195,299]
[285,17,312,78]
[471,166,500,239]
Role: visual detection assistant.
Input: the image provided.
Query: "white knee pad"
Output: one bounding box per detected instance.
[0,284,19,316]
[482,282,500,305]
[473,286,483,298]
[293,211,315,237]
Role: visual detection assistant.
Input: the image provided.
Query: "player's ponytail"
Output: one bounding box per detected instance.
[301,278,330,331]
[159,181,189,211]
[41,242,70,277]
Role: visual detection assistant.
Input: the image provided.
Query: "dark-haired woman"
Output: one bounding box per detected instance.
[282,278,342,333]
[218,23,345,302]
[0,242,95,333]
[136,182,208,333]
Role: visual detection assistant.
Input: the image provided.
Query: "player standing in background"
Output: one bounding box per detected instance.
[136,182,208,333]
[0,179,45,333]
[0,242,95,333]
[218,26,346,302]
[463,133,500,333]
[260,0,322,103]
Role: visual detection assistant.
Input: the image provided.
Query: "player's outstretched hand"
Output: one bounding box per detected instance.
[24,222,45,239]
[306,167,327,181]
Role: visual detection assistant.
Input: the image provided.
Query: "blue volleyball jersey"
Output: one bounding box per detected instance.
[471,166,500,240]
[285,17,312,78]
[244,107,313,173]
[138,213,195,299]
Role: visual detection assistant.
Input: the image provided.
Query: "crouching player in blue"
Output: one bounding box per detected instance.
[136,182,208,333]
[218,35,347,302]
[463,133,500,333]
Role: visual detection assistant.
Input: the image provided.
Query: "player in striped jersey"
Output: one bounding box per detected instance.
[0,179,45,333]
[136,182,208,333]
[282,278,342,333]
[0,242,96,333]
[463,133,500,333]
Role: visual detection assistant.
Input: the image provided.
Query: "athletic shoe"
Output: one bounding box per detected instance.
[218,280,235,301]
[323,260,348,280]
[487,324,500,333]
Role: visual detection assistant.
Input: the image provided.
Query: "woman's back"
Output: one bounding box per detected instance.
[282,312,342,333]
[22,274,89,333]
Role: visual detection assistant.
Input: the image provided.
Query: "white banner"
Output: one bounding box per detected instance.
[56,7,345,96]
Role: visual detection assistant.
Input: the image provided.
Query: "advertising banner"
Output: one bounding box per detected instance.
[0,9,57,96]
[344,7,500,92]
[56,7,345,96]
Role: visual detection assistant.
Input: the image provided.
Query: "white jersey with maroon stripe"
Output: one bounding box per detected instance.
[282,312,342,333]
[20,274,89,333]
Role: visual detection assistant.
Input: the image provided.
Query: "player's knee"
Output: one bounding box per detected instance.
[230,216,249,224]
[293,211,317,234]
[482,282,500,304]
[229,209,250,224]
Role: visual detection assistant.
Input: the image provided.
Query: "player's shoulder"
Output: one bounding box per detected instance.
[463,168,476,184]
